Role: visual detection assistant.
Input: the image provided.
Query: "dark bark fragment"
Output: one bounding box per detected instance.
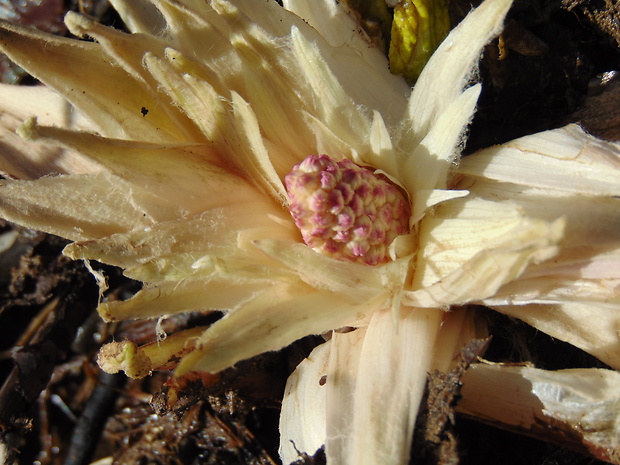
[412,338,491,465]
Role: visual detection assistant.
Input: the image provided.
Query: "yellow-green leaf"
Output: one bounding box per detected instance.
[389,0,450,84]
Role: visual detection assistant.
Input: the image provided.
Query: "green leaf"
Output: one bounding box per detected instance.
[389,0,450,84]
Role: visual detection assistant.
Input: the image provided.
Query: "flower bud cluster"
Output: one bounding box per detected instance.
[285,154,410,265]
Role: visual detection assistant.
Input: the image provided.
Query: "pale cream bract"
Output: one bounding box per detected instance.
[0,1,619,464]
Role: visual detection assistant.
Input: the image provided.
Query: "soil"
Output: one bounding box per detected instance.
[0,1,619,465]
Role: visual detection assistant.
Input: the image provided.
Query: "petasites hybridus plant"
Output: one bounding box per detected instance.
[0,0,619,464]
